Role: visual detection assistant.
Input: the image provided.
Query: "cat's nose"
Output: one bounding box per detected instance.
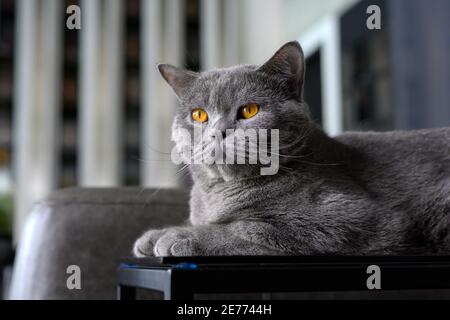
[214,121,229,139]
[212,129,227,140]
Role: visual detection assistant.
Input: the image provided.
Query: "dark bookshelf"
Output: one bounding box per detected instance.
[60,0,80,187]
[304,51,323,126]
[124,0,141,186]
[0,0,15,179]
[340,0,450,131]
[185,0,200,72]
[340,0,393,131]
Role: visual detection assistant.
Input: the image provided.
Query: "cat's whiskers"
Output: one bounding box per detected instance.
[277,127,314,151]
[175,163,190,175]
[144,143,183,155]
[133,156,175,163]
[238,142,341,167]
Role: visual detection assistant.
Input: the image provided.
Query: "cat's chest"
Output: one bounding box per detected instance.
[190,184,261,225]
[189,178,300,225]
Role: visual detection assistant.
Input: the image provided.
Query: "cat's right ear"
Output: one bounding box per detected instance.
[257,41,305,100]
[158,64,199,100]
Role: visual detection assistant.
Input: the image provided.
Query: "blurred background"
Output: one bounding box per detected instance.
[0,0,449,296]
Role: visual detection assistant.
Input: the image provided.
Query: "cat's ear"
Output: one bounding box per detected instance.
[257,41,305,100]
[158,64,199,99]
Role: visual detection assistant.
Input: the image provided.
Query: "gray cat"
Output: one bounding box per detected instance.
[134,41,450,257]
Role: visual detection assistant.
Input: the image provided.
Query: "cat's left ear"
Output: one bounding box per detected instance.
[257,41,305,100]
[158,64,199,100]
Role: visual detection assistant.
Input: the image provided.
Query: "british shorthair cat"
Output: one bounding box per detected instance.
[134,41,450,257]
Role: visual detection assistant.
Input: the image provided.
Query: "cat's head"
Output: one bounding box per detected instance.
[159,41,313,180]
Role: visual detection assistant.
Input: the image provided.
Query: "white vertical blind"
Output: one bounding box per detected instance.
[240,0,283,64]
[102,0,124,183]
[13,0,63,243]
[299,16,343,136]
[141,0,184,188]
[200,0,221,69]
[79,0,123,186]
[79,0,100,186]
[223,0,240,66]
[141,0,162,188]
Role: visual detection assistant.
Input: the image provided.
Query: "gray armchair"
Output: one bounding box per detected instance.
[8,187,189,299]
[8,187,450,300]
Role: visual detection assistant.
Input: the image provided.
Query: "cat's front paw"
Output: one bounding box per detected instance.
[133,229,166,257]
[153,229,201,257]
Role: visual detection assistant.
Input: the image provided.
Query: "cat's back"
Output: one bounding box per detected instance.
[336,127,450,165]
[337,126,450,149]
[336,127,450,201]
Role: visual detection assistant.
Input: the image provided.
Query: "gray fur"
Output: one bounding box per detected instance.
[134,41,450,257]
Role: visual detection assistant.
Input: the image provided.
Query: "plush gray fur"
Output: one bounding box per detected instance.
[134,41,450,257]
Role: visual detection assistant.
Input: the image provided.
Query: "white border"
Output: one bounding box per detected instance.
[298,15,343,136]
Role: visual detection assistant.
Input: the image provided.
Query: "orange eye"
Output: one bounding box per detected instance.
[191,108,208,123]
[239,103,260,119]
